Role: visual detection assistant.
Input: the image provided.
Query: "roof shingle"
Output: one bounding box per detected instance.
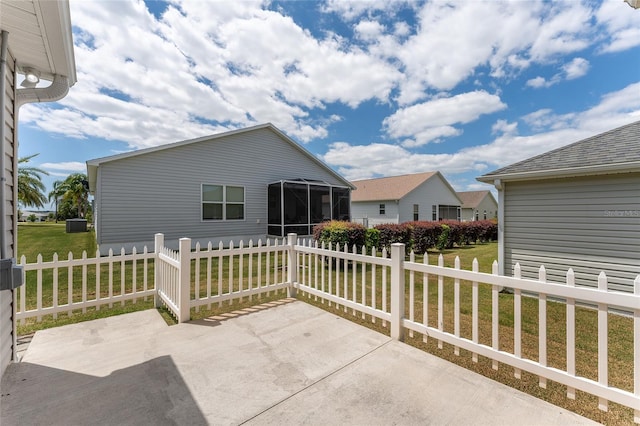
[479,120,640,181]
[351,172,438,202]
[457,191,492,209]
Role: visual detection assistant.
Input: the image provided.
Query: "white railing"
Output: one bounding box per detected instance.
[293,239,640,421]
[189,236,291,310]
[17,246,155,323]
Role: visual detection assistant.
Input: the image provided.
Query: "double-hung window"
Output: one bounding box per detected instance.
[202,184,245,221]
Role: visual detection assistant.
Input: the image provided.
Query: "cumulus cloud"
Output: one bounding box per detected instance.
[383,91,506,146]
[323,82,640,181]
[527,57,590,88]
[18,0,640,173]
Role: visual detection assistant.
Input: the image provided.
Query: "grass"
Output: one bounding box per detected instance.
[16,223,635,424]
[300,242,634,425]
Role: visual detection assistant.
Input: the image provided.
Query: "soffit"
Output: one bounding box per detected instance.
[0,0,76,84]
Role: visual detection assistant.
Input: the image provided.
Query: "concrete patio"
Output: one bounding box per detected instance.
[1,299,596,425]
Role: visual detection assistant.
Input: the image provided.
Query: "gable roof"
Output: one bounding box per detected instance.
[351,171,460,202]
[478,121,640,183]
[86,123,354,192]
[457,190,495,209]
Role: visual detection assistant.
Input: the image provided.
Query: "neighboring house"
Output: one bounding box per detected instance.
[351,171,462,227]
[0,0,77,377]
[478,121,640,292]
[457,190,498,221]
[19,210,52,222]
[87,123,353,253]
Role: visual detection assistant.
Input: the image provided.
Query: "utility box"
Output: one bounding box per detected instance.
[66,218,87,233]
[0,258,23,290]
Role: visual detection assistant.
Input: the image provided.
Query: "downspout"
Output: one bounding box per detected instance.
[1,30,9,259]
[494,179,505,276]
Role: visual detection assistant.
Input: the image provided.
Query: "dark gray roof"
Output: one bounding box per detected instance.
[478,120,640,182]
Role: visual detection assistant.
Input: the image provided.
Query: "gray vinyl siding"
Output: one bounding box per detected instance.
[95,128,347,251]
[398,176,460,223]
[503,173,640,292]
[1,49,16,377]
[351,200,400,226]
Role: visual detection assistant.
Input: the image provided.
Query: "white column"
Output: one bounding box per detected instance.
[287,233,297,298]
[178,237,191,323]
[390,242,405,341]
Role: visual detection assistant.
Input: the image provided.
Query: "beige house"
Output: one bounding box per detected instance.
[0,0,77,377]
[457,190,498,221]
[350,171,462,227]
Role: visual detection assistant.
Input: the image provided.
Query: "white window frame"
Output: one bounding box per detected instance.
[201,183,246,221]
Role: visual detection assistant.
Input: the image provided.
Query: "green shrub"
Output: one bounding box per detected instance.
[364,228,380,252]
[312,221,366,249]
[436,224,450,251]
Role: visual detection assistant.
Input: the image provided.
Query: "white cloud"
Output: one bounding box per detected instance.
[527,57,590,89]
[596,0,640,53]
[383,91,506,146]
[323,82,640,181]
[354,20,385,41]
[36,162,87,178]
[19,0,639,159]
[563,57,590,80]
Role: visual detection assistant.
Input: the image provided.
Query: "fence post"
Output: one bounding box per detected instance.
[287,233,297,298]
[178,238,192,323]
[390,242,405,341]
[154,233,164,308]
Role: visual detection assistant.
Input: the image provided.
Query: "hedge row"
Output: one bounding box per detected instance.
[312,220,497,252]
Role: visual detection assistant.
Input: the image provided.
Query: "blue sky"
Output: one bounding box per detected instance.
[18,0,640,208]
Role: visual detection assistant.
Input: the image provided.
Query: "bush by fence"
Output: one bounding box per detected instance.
[313,220,497,252]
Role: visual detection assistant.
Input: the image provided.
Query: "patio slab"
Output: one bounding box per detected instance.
[1,299,596,425]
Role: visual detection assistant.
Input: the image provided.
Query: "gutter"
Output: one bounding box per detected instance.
[1,30,9,259]
[477,161,640,184]
[16,73,71,108]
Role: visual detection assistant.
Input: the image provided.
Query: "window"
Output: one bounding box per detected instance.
[432,205,437,221]
[379,203,386,215]
[474,210,479,221]
[202,184,244,221]
[483,210,487,220]
[438,205,460,221]
[413,204,419,221]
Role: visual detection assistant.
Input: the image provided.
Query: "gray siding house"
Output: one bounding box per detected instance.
[351,172,462,227]
[478,121,640,291]
[87,124,353,253]
[457,190,498,222]
[1,1,76,377]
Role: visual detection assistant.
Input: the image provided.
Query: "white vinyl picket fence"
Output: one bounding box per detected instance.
[14,232,640,420]
[17,246,155,323]
[293,239,640,422]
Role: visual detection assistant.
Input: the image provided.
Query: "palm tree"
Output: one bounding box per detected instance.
[58,173,89,218]
[17,154,49,209]
[48,180,65,223]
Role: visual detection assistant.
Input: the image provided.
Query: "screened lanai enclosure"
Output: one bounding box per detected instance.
[268,179,351,237]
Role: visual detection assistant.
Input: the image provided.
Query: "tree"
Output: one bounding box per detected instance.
[48,180,65,223]
[57,173,90,218]
[17,154,49,209]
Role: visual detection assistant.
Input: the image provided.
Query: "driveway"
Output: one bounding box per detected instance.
[1,299,596,425]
